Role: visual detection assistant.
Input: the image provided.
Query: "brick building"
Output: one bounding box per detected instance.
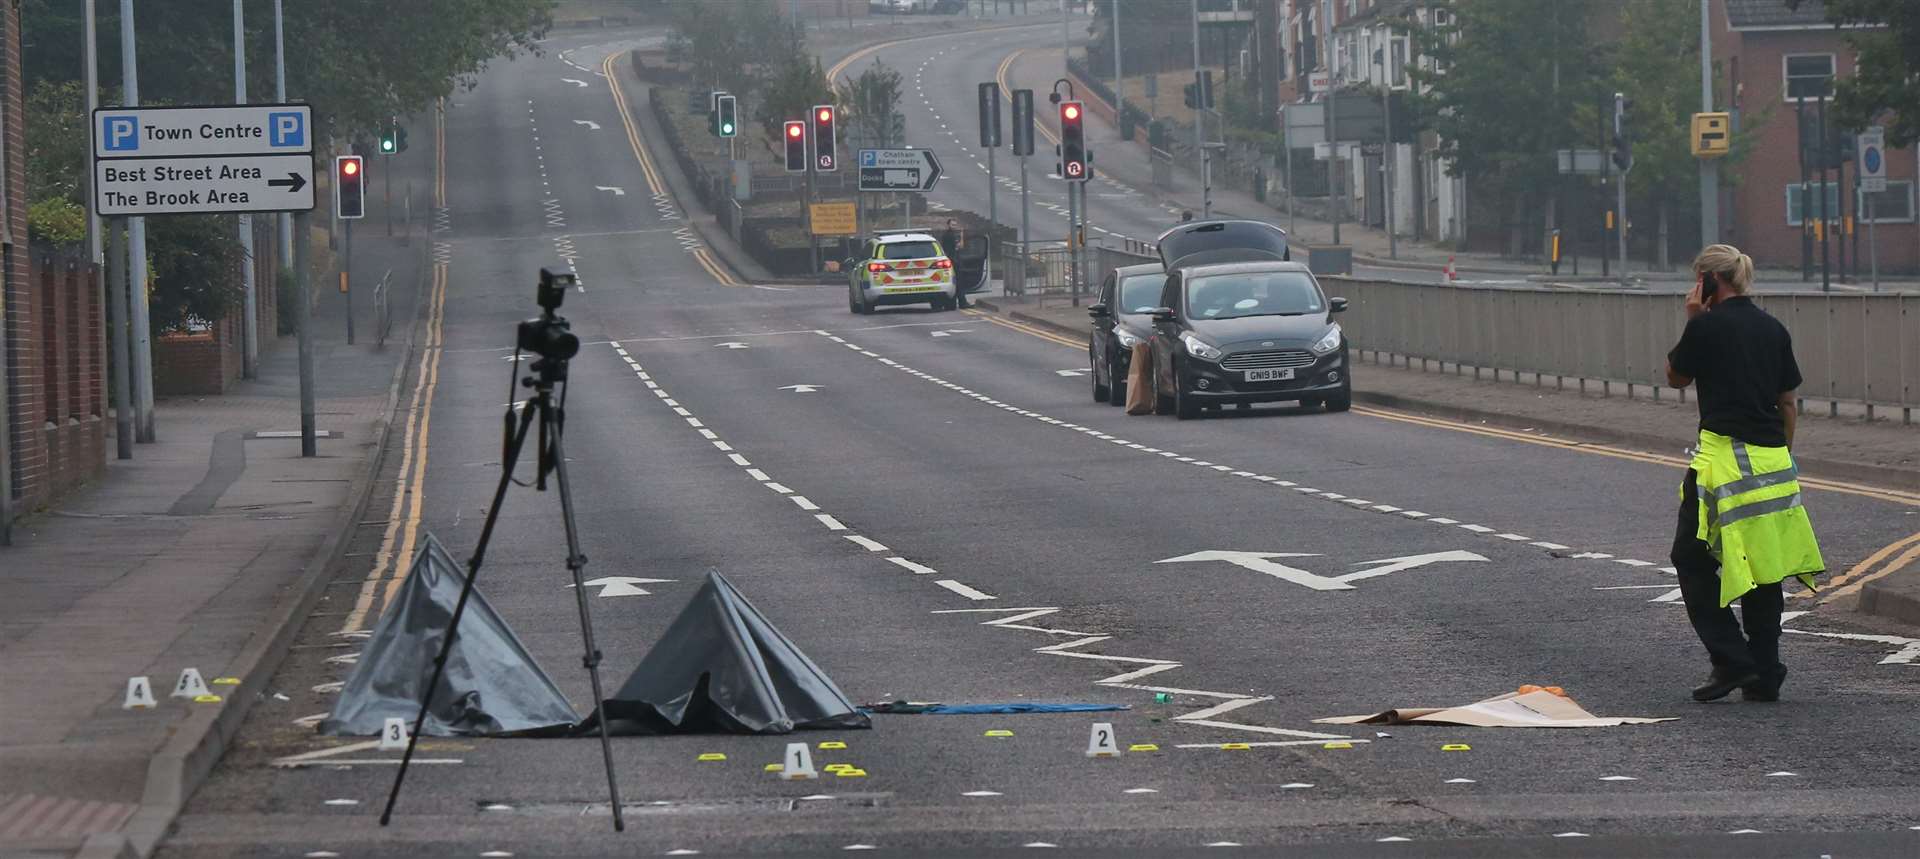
[1715,0,1917,274]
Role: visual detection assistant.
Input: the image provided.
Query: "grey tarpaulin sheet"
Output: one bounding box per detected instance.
[319,533,581,737]
[580,570,871,735]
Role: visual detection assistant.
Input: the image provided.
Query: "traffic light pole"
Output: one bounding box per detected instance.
[345,218,355,345]
[1019,154,1030,262]
[1067,179,1080,307]
[296,210,317,457]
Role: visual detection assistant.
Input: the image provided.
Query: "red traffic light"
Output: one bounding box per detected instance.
[342,159,360,176]
[817,107,833,122]
[1063,104,1080,121]
[787,124,804,138]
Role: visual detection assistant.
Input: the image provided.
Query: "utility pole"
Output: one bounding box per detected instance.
[235,0,258,379]
[1324,0,1340,245]
[296,210,316,457]
[1190,0,1208,218]
[86,0,129,464]
[1379,47,1396,259]
[276,0,293,265]
[1112,0,1122,142]
[1614,92,1630,282]
[1698,0,1718,247]
[1283,105,1295,236]
[83,0,102,266]
[1817,96,1830,292]
[122,0,155,442]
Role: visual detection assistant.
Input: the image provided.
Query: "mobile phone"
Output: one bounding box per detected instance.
[1699,270,1720,301]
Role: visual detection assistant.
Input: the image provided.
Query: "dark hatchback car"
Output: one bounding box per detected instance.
[1086,262,1165,406]
[1145,261,1351,420]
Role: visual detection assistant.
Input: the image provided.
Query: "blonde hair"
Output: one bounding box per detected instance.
[1692,244,1754,295]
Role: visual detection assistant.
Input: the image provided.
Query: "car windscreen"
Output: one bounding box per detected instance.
[1118,273,1165,313]
[878,241,940,260]
[1185,271,1324,320]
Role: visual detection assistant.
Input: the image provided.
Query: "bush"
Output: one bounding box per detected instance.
[27,197,86,249]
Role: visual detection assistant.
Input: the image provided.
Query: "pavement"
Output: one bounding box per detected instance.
[38,18,1916,859]
[0,146,430,858]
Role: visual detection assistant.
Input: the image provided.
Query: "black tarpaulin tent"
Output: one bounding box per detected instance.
[582,570,870,735]
[319,534,581,737]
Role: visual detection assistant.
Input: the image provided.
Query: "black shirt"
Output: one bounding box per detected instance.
[1667,296,1802,447]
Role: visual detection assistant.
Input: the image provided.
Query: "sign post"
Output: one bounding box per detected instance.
[1858,126,1885,291]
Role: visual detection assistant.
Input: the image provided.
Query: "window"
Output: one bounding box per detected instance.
[1859,180,1916,224]
[1783,54,1834,101]
[1390,36,1407,87]
[1784,182,1842,226]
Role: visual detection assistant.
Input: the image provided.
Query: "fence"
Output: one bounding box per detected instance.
[1327,278,1920,421]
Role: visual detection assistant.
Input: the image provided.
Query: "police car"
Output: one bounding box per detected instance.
[846,230,960,314]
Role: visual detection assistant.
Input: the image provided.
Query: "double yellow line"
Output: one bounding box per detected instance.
[965,308,1080,349]
[1818,530,1920,603]
[602,51,741,287]
[342,104,453,633]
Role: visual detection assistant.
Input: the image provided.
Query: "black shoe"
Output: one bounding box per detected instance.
[1693,668,1761,702]
[1742,666,1787,702]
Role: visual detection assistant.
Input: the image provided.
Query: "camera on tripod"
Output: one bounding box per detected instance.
[517,267,581,362]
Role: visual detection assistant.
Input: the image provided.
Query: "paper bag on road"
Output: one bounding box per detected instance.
[1124,343,1154,415]
[1314,690,1675,728]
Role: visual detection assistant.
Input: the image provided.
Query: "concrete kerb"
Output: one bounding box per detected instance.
[78,236,432,859]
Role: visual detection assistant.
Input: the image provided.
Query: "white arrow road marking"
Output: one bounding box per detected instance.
[715,342,750,349]
[574,120,601,129]
[929,329,973,337]
[595,186,625,196]
[779,384,824,393]
[569,576,674,597]
[1332,550,1489,584]
[562,78,589,87]
[1155,551,1349,591]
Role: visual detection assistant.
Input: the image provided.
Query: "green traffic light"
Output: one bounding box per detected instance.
[721,122,734,135]
[380,138,395,153]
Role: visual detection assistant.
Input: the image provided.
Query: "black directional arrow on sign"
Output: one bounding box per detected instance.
[268,172,307,193]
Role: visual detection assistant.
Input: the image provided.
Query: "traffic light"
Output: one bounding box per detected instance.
[812,104,837,171]
[783,121,807,173]
[1611,92,1633,171]
[1011,88,1034,156]
[978,82,1001,148]
[1059,100,1087,181]
[379,126,397,155]
[716,94,738,138]
[335,155,365,219]
[394,125,409,153]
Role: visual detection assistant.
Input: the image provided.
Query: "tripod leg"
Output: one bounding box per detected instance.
[380,400,539,826]
[546,408,627,831]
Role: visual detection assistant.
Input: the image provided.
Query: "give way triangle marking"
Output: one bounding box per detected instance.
[1155,550,1487,591]
[569,576,674,597]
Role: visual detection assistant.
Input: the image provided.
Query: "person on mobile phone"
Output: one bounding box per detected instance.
[1664,244,1824,703]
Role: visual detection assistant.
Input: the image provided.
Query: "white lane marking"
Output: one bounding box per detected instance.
[1530,541,1570,550]
[935,580,997,601]
[790,495,820,511]
[845,535,889,552]
[765,481,794,494]
[816,514,848,531]
[728,454,751,467]
[887,557,939,576]
[746,469,770,481]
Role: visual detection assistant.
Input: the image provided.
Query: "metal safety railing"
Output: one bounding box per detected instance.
[372,268,394,349]
[1328,277,1920,423]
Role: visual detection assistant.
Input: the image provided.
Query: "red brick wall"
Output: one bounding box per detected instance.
[1719,21,1920,273]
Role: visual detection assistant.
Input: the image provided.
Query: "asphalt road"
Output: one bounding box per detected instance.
[162,25,1920,859]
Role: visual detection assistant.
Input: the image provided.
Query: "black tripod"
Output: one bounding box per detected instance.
[381,269,624,831]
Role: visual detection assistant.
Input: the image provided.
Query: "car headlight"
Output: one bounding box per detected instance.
[1311,324,1343,356]
[1181,334,1222,362]
[1116,329,1143,349]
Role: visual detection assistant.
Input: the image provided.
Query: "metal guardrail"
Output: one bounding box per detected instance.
[372,268,394,349]
[1327,277,1920,422]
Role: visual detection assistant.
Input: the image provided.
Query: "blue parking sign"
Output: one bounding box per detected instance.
[269,111,305,148]
[861,150,878,167]
[102,115,139,151]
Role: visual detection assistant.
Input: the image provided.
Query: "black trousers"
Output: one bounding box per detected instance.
[1672,469,1784,680]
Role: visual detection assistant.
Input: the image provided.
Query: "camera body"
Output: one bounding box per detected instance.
[518,267,582,362]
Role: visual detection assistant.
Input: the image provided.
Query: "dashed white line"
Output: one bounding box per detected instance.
[935,580,997,601]
[887,557,939,576]
[845,535,889,552]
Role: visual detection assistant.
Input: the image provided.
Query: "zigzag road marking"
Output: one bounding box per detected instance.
[933,607,1348,740]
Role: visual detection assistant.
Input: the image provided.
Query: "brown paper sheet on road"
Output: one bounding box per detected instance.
[1315,690,1677,728]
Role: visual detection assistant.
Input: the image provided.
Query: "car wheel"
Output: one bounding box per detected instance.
[1106,357,1128,407]
[1173,363,1200,421]
[1090,349,1110,403]
[852,287,871,315]
[1325,383,1353,413]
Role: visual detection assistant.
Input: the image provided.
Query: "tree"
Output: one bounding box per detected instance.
[845,59,902,149]
[1791,0,1920,144]
[664,0,794,102]
[1407,0,1601,255]
[1614,0,1704,269]
[145,215,248,335]
[756,54,835,142]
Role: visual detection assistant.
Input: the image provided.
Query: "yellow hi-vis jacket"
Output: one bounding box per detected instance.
[1688,429,1824,607]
